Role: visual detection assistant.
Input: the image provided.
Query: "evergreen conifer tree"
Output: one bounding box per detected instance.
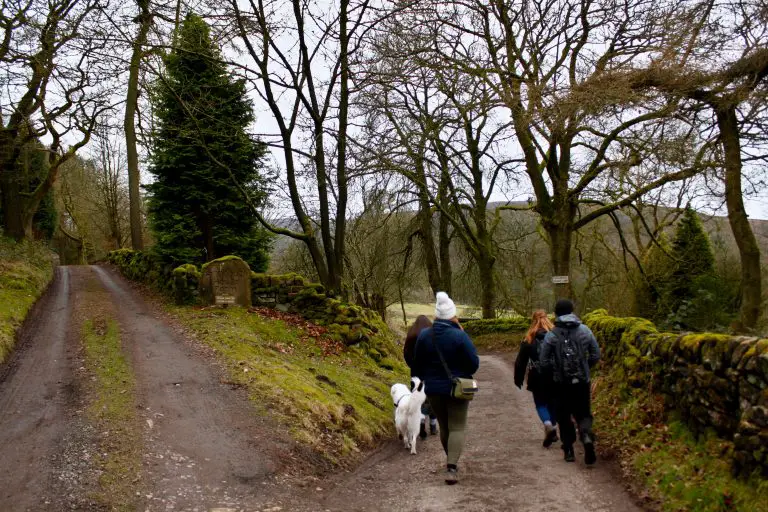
[666,207,715,312]
[146,13,270,270]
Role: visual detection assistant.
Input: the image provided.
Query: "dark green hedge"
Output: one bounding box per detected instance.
[462,317,530,337]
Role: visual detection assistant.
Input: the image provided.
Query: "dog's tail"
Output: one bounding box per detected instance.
[406,379,426,413]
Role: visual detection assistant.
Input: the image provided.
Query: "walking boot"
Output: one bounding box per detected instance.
[563,445,575,462]
[583,433,596,465]
[445,466,458,485]
[543,424,558,448]
[419,421,427,440]
[430,421,438,435]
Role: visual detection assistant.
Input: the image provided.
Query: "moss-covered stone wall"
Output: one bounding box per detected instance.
[251,272,386,346]
[462,316,532,337]
[584,309,768,477]
[106,251,385,347]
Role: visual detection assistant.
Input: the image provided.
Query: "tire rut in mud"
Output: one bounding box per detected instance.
[92,265,304,511]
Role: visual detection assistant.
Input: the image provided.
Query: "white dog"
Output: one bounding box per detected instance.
[390,377,427,454]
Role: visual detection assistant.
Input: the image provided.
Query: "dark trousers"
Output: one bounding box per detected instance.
[555,381,593,448]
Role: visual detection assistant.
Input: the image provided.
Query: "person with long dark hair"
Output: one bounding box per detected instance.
[514,310,558,447]
[404,315,438,437]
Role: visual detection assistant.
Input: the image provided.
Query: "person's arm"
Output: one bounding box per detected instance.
[539,332,554,371]
[411,331,425,378]
[582,325,601,367]
[461,332,480,375]
[514,342,529,389]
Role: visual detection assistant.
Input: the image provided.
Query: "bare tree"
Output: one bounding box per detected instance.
[615,0,768,329]
[123,0,153,250]
[93,130,130,249]
[218,0,380,296]
[358,20,521,317]
[399,0,711,302]
[0,0,114,240]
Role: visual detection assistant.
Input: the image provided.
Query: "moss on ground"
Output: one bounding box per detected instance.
[592,365,768,512]
[0,236,53,364]
[82,318,142,511]
[169,305,408,466]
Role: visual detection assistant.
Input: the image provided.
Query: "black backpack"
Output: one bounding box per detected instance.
[553,327,587,383]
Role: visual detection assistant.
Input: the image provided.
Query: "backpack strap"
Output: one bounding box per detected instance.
[431,329,454,380]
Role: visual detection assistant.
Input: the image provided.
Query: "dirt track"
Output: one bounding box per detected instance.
[0,266,646,511]
[317,354,643,512]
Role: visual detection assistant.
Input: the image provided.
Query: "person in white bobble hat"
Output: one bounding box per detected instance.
[411,292,479,485]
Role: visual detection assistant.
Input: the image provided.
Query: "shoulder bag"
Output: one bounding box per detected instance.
[431,330,478,400]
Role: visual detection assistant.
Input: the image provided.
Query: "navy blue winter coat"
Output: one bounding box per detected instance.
[411,319,480,396]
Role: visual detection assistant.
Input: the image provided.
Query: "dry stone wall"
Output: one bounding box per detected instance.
[251,273,385,346]
[584,309,768,477]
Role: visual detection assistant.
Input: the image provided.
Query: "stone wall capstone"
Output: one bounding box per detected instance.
[584,309,768,477]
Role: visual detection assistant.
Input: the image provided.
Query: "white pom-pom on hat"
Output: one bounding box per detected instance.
[435,291,457,320]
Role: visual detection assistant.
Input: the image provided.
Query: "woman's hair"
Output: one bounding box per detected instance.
[525,309,554,343]
[406,315,433,345]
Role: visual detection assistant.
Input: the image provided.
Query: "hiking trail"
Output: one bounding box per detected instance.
[0,265,646,511]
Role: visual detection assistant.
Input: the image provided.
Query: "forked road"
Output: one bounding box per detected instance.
[0,265,644,511]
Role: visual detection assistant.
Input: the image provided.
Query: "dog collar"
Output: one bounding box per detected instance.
[394,394,409,407]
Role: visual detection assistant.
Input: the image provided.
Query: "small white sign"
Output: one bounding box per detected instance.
[215,294,236,305]
[551,275,570,284]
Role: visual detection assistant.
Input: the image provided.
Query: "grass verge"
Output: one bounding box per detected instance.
[0,236,53,363]
[82,318,142,510]
[593,366,768,512]
[170,305,408,467]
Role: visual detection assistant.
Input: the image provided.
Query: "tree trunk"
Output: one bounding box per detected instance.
[546,222,574,302]
[203,216,215,262]
[478,253,496,319]
[438,174,453,295]
[125,1,151,251]
[332,0,349,300]
[716,104,761,331]
[415,163,441,295]
[0,168,26,240]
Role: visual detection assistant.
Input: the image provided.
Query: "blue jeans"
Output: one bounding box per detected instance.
[533,392,557,426]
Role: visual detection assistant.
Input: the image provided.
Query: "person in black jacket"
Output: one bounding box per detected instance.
[540,299,601,465]
[514,309,558,448]
[403,315,438,438]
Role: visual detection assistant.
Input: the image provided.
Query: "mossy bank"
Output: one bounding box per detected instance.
[0,236,54,364]
[168,305,408,467]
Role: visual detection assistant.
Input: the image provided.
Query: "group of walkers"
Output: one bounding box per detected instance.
[403,293,601,485]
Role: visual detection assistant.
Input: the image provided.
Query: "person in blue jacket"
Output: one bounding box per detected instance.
[540,299,601,465]
[412,292,479,485]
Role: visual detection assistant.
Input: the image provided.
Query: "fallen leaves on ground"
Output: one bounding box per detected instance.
[248,307,345,357]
